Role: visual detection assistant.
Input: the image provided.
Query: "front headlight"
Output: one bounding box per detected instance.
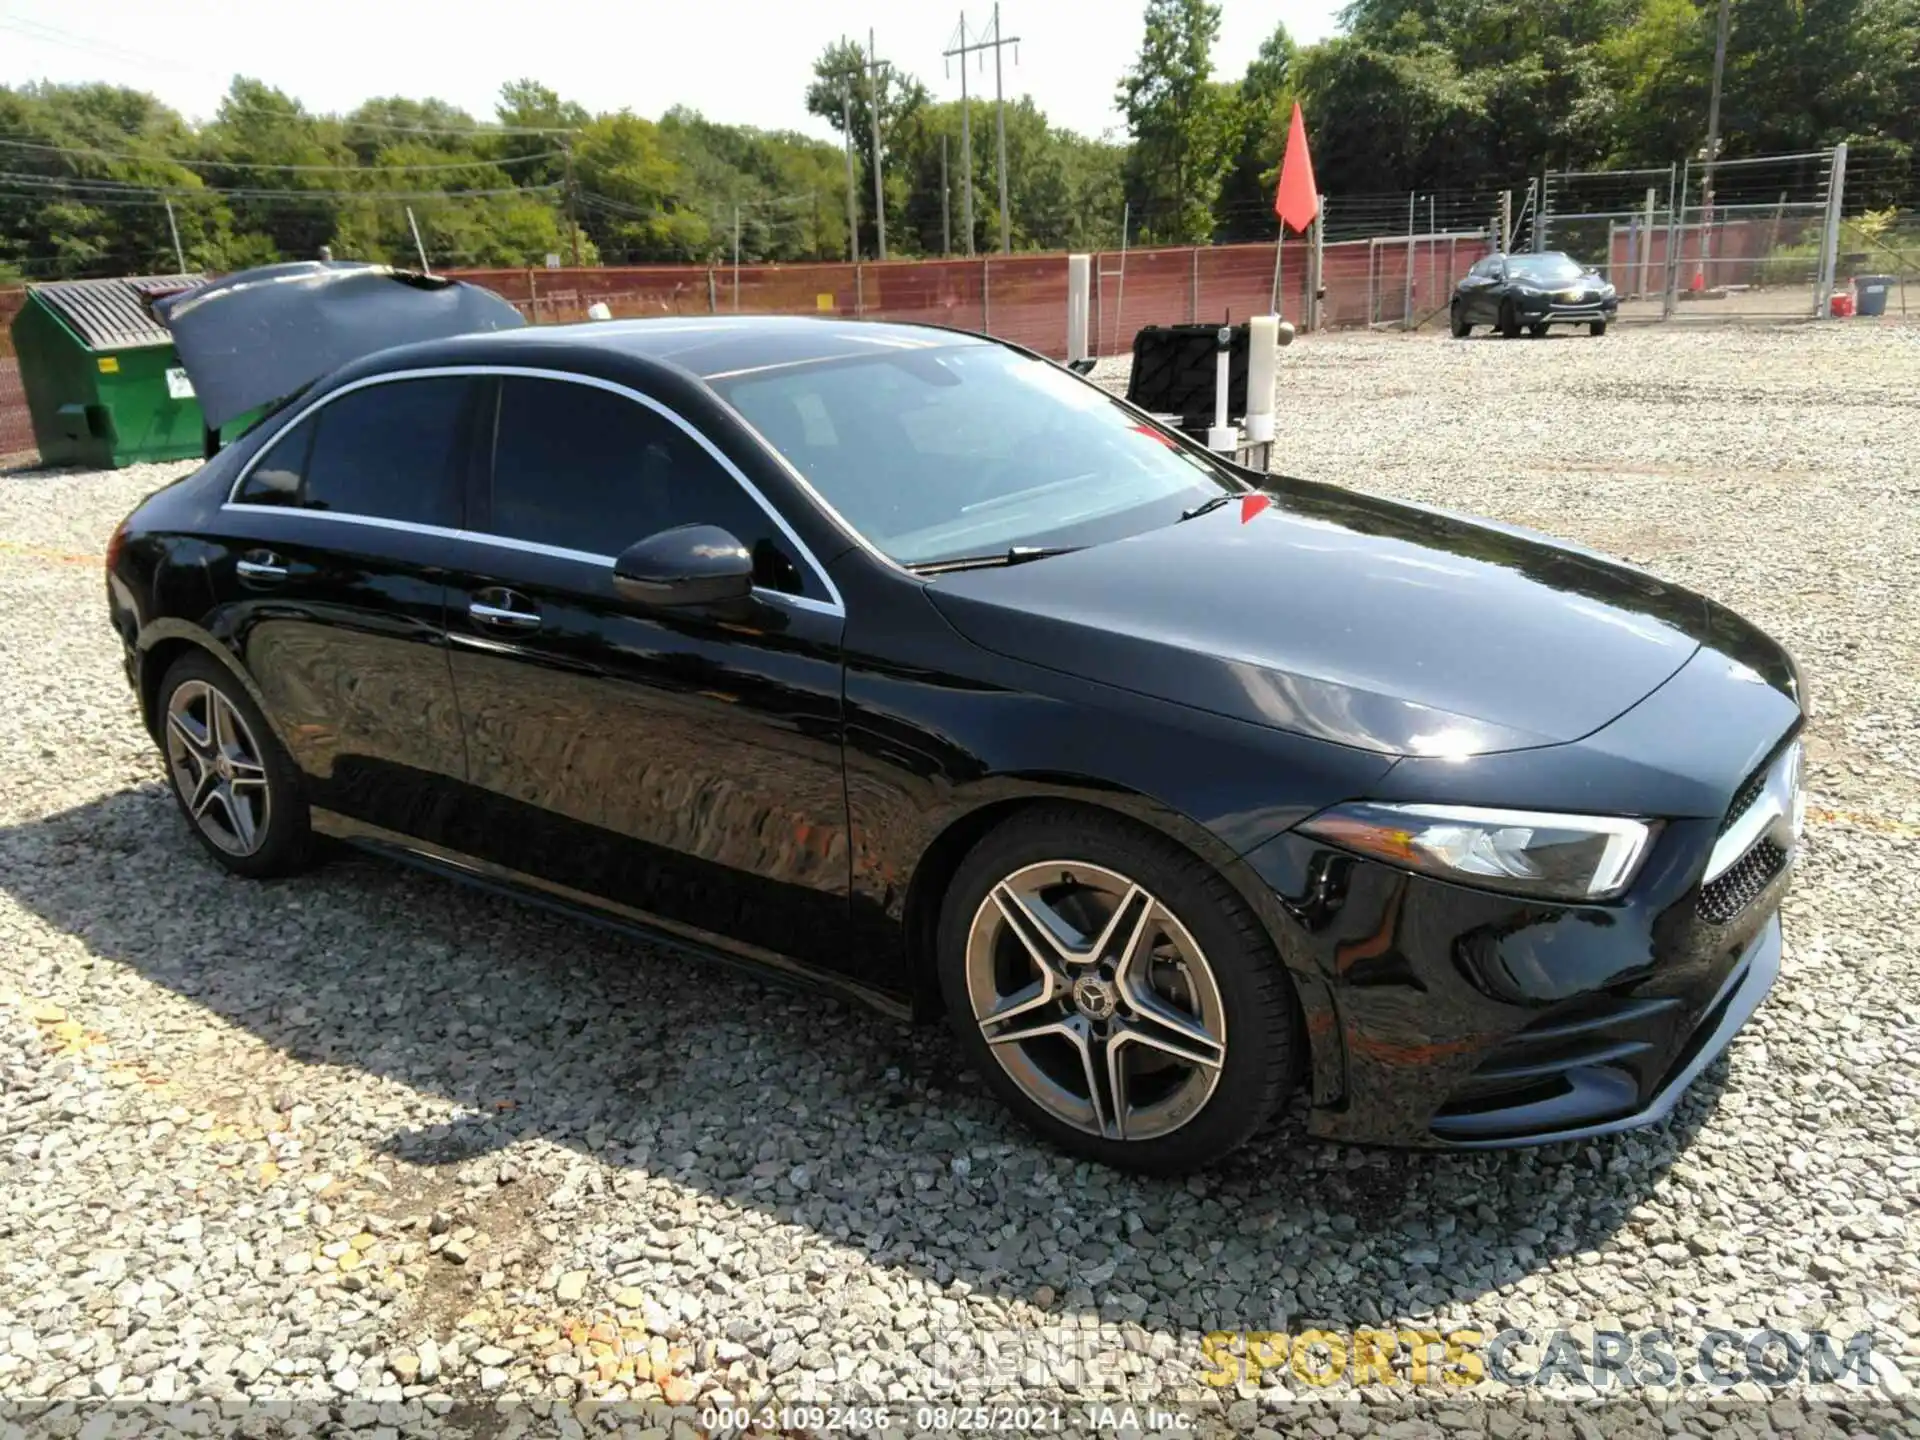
[1297,802,1659,901]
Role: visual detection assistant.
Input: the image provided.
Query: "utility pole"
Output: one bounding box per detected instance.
[946,8,1019,254]
[941,133,951,257]
[946,13,975,256]
[563,142,582,268]
[992,4,1015,253]
[1700,0,1732,287]
[868,28,891,261]
[840,89,859,263]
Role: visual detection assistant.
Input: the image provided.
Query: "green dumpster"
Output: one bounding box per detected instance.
[10,273,213,468]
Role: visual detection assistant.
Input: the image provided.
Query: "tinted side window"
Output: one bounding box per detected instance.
[236,377,473,529]
[486,377,809,595]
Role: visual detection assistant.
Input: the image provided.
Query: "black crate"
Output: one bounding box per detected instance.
[1125,323,1250,428]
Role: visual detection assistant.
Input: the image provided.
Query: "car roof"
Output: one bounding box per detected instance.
[347,314,996,386]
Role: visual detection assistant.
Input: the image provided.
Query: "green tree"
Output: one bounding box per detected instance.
[1117,0,1238,242]
[1290,37,1486,195]
[572,112,704,261]
[195,79,359,265]
[1218,24,1298,239]
[494,79,588,189]
[805,39,929,258]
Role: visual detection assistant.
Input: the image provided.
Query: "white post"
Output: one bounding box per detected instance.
[1066,254,1090,364]
[1207,325,1236,453]
[1245,314,1277,445]
[1817,142,1848,318]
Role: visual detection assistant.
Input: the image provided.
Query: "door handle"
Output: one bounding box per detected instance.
[236,552,287,583]
[468,599,542,631]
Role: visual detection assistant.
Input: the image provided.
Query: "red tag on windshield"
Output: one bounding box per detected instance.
[1129,423,1177,448]
[1240,494,1272,523]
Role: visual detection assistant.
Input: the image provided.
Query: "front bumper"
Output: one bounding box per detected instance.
[1431,911,1778,1147]
[1243,818,1791,1148]
[1514,292,1619,323]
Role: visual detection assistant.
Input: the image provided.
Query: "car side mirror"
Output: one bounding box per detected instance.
[612,524,755,608]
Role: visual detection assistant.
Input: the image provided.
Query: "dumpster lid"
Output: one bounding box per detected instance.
[29,274,206,351]
[152,261,527,430]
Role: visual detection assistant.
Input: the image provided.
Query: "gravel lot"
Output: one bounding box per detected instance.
[2,322,1917,1434]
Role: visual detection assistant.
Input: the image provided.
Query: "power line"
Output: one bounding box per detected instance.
[0,174,563,202]
[0,138,565,172]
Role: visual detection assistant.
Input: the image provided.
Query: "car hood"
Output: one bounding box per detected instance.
[152,261,526,429]
[923,478,1714,758]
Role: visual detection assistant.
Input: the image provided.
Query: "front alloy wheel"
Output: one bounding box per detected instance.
[966,861,1226,1142]
[939,806,1301,1171]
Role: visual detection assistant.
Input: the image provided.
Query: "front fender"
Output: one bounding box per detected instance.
[837,572,1394,1072]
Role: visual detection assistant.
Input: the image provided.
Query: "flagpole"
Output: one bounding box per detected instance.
[1270,226,1284,317]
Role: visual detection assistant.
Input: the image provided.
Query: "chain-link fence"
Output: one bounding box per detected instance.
[3,148,1913,468]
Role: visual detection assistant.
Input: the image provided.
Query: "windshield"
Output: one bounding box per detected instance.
[711,343,1236,566]
[1507,254,1587,283]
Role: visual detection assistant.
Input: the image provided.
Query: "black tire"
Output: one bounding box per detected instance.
[1590,320,1608,337]
[1498,301,1521,339]
[1450,307,1471,338]
[1528,322,1548,337]
[937,804,1301,1173]
[156,650,313,878]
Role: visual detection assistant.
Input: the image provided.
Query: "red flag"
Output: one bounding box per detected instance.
[1274,101,1319,235]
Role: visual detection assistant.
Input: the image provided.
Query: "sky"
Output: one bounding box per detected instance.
[0,0,1347,141]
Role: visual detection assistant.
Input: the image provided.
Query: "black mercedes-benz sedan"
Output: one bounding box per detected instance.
[1452,251,1621,337]
[106,307,1804,1172]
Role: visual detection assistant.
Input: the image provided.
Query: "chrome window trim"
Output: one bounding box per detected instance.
[222,364,846,616]
[220,504,842,617]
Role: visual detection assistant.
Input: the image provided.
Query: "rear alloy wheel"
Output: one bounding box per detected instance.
[1590,320,1608,337]
[159,652,312,878]
[1499,301,1521,339]
[939,808,1300,1171]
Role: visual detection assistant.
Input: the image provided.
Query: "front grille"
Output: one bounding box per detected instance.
[1698,838,1787,924]
[1719,762,1770,836]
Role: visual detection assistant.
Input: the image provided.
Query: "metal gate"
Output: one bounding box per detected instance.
[1536,165,1679,322]
[1537,148,1846,322]
[1664,147,1845,321]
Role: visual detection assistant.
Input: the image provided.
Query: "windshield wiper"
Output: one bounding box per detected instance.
[908,545,1083,575]
[1178,494,1236,521]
